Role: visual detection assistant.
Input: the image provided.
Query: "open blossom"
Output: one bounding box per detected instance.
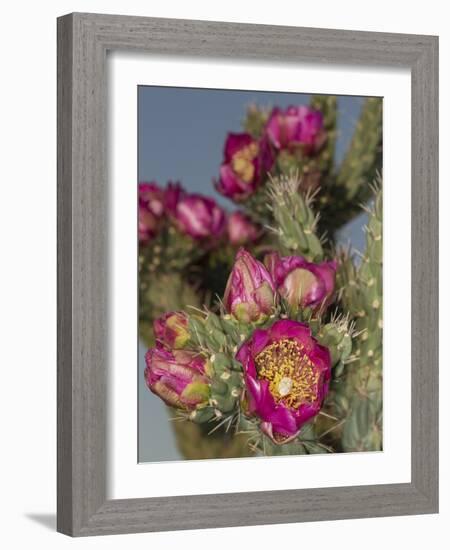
[265,252,337,312]
[215,133,273,201]
[236,319,331,444]
[145,348,211,410]
[175,194,226,239]
[227,212,261,246]
[265,105,324,152]
[138,182,165,242]
[154,311,190,350]
[223,249,276,323]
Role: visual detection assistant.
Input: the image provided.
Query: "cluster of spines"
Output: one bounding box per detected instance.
[267,173,324,262]
[186,312,247,424]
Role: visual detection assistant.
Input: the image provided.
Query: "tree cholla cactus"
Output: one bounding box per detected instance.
[139,96,382,458]
[337,185,383,452]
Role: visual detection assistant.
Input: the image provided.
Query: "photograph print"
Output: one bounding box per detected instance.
[138,86,383,462]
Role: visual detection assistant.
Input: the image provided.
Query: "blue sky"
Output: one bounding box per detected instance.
[138,86,364,209]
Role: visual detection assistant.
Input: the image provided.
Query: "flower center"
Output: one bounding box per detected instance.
[255,339,319,408]
[277,376,293,396]
[231,143,259,183]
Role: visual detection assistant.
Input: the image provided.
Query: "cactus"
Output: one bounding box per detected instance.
[238,96,382,239]
[267,173,324,262]
[188,311,248,417]
[335,185,383,451]
[140,95,384,460]
[242,103,270,138]
[309,95,338,182]
[336,99,383,201]
[319,97,382,233]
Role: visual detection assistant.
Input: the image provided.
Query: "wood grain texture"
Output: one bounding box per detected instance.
[57,12,439,536]
[57,13,74,535]
[410,36,439,506]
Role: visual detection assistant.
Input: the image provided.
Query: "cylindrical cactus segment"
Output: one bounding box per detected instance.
[267,173,324,262]
[337,185,383,452]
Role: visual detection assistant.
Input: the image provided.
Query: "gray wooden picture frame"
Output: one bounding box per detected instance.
[57,12,439,537]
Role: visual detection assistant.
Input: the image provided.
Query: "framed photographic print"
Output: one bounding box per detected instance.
[57,13,438,536]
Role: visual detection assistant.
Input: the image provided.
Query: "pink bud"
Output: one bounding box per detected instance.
[223,249,276,323]
[154,311,190,350]
[145,348,211,410]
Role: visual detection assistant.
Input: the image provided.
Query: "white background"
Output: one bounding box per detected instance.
[0,1,446,548]
[109,55,411,498]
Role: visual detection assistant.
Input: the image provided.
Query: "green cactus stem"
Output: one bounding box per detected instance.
[267,173,324,262]
[184,311,249,432]
[319,97,382,233]
[337,98,383,200]
[242,103,270,139]
[336,184,383,452]
[310,95,338,182]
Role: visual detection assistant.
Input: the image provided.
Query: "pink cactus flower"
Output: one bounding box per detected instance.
[164,181,186,217]
[215,133,274,201]
[175,194,226,240]
[236,319,331,444]
[265,105,324,153]
[138,182,165,242]
[265,252,337,312]
[227,212,261,246]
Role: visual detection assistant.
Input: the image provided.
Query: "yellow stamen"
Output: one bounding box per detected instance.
[255,339,319,408]
[231,142,259,183]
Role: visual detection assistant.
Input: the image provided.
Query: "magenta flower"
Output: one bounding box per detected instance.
[265,252,337,312]
[236,320,331,444]
[175,194,226,239]
[145,348,211,410]
[139,182,165,216]
[138,182,165,243]
[265,105,324,152]
[139,205,159,243]
[223,249,276,323]
[215,133,273,201]
[227,212,261,246]
[154,311,190,350]
[164,181,185,217]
